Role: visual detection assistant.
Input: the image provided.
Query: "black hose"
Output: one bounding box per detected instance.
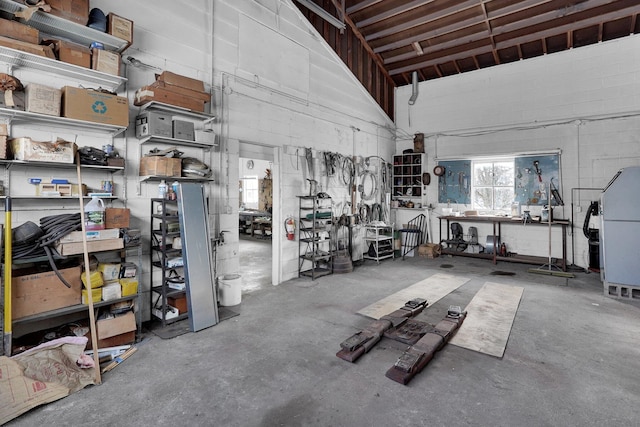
[583,201,598,239]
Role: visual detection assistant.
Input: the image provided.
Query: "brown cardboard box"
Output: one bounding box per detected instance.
[0,18,39,44]
[96,310,136,340]
[85,330,135,350]
[55,238,124,256]
[11,265,82,319]
[156,71,205,92]
[139,156,182,177]
[108,13,133,47]
[168,296,188,314]
[105,207,130,228]
[0,35,55,58]
[47,39,91,68]
[150,80,210,103]
[418,243,441,258]
[24,84,61,116]
[61,86,129,127]
[134,85,205,112]
[45,0,90,25]
[91,48,121,76]
[10,137,76,163]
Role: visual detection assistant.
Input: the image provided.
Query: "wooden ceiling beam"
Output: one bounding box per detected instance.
[372,14,486,53]
[388,45,493,75]
[494,3,640,48]
[364,0,478,41]
[355,0,435,28]
[383,29,490,64]
[346,0,382,14]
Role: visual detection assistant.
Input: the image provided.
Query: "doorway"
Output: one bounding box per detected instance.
[238,144,275,294]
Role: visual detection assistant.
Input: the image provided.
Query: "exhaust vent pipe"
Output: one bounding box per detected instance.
[408,71,419,105]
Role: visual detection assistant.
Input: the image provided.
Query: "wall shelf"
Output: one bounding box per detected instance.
[0,46,127,91]
[0,107,127,136]
[0,0,130,53]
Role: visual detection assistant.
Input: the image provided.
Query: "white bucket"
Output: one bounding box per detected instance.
[219,274,242,306]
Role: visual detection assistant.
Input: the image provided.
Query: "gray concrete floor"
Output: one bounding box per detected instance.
[239,234,272,293]
[8,253,640,427]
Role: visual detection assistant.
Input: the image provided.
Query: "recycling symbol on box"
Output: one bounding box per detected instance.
[92,101,107,114]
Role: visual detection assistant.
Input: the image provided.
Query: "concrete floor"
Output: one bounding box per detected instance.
[238,234,272,293]
[8,253,640,427]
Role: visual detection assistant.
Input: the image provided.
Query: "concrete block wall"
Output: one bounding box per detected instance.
[395,34,640,268]
[51,0,395,321]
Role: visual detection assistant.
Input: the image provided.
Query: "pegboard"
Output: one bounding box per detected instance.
[437,160,471,204]
[514,154,560,206]
[436,154,561,206]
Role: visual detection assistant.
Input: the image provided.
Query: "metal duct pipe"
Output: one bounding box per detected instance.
[408,71,419,105]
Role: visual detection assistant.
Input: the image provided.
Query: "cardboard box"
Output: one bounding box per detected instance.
[62,86,129,127]
[120,263,137,279]
[57,183,71,196]
[10,137,76,163]
[156,71,205,92]
[47,39,91,68]
[82,287,101,304]
[101,282,122,302]
[81,270,104,289]
[24,84,61,116]
[108,13,133,47]
[45,0,90,25]
[85,330,135,350]
[120,277,138,296]
[134,85,205,113]
[168,295,188,314]
[150,80,210,103]
[98,263,121,282]
[0,90,25,111]
[97,310,136,340]
[0,35,55,58]
[91,48,121,76]
[55,237,124,256]
[418,243,442,258]
[37,183,58,196]
[59,228,120,243]
[105,207,130,228]
[71,183,87,196]
[172,119,195,141]
[135,111,172,139]
[11,265,82,319]
[0,18,39,44]
[139,156,181,177]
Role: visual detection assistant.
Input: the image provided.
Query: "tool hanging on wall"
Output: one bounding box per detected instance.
[533,160,543,182]
[305,147,314,180]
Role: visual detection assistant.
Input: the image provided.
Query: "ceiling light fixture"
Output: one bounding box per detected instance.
[412,41,424,56]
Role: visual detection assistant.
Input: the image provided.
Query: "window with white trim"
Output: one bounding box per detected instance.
[472,160,515,212]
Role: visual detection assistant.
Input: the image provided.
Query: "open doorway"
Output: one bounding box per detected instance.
[238,155,273,294]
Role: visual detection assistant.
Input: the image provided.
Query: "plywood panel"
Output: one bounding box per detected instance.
[449,282,523,358]
[357,273,470,320]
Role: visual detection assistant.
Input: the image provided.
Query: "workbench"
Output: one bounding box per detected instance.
[239,210,272,237]
[438,215,569,271]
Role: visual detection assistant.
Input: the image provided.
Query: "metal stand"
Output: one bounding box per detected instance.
[528,183,574,278]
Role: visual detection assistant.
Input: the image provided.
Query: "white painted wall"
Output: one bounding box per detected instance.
[80,0,395,320]
[395,35,640,269]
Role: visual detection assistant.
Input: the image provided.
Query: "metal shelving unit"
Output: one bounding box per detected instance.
[150,198,189,326]
[363,224,395,264]
[298,195,333,280]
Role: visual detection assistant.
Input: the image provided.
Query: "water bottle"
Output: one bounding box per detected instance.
[158,180,167,199]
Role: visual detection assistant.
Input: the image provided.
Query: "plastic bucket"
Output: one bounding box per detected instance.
[219,274,242,306]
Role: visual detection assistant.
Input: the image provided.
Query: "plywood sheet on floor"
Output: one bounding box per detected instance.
[449,281,523,358]
[357,273,470,320]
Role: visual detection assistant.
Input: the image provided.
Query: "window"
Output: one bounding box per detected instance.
[240,177,259,209]
[472,160,514,212]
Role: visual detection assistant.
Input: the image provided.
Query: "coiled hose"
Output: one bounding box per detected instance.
[13,213,83,288]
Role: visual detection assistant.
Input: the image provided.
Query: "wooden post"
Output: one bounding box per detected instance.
[76,153,102,384]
